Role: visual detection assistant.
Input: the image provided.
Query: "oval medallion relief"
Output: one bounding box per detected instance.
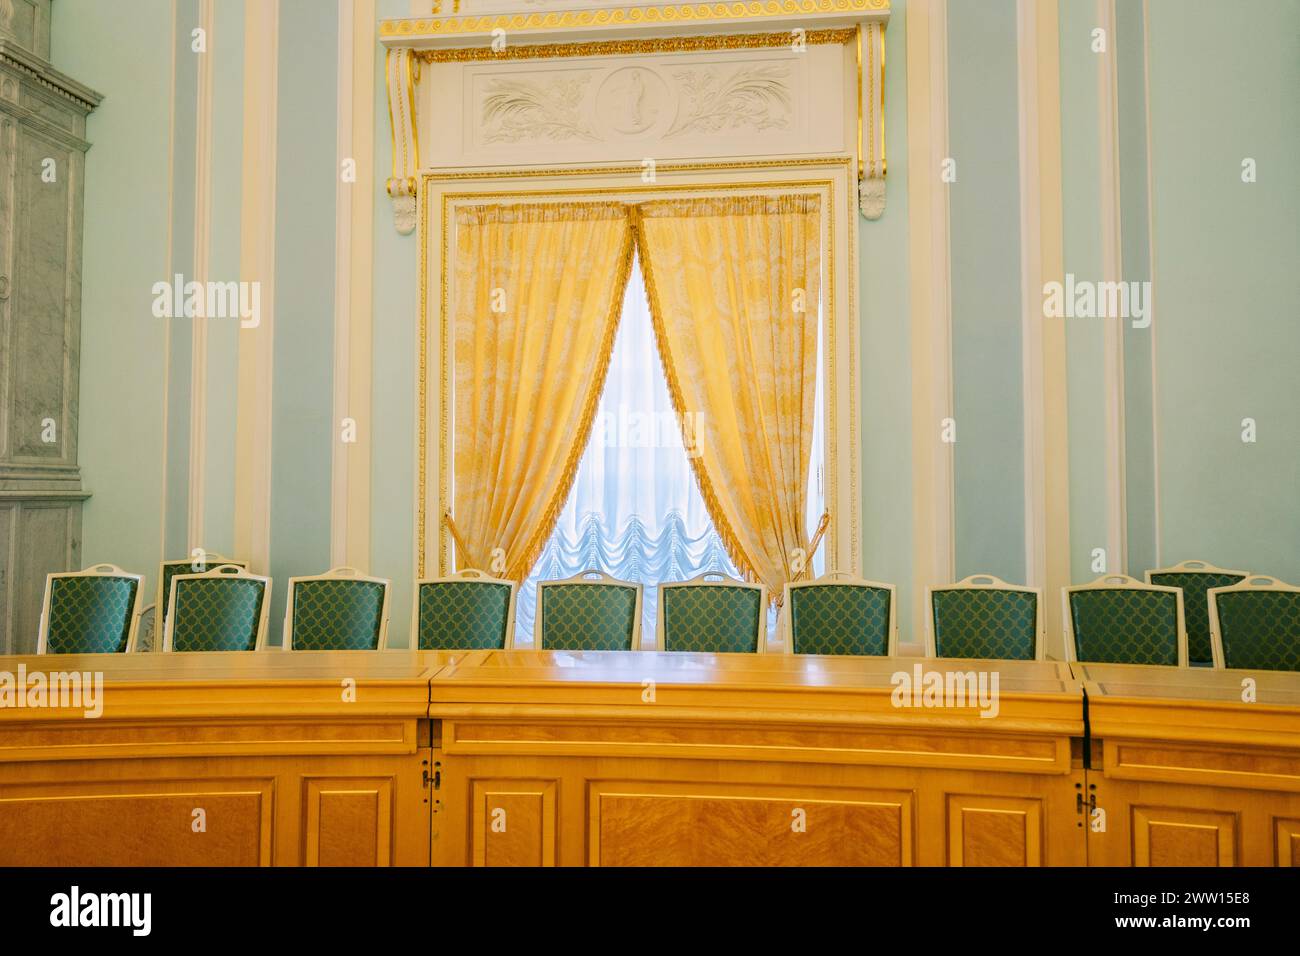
[594,66,669,138]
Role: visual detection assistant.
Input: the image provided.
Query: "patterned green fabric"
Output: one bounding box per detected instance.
[1150,571,1245,665]
[291,579,386,650]
[540,583,637,651]
[45,576,138,654]
[932,589,1038,660]
[1214,590,1300,671]
[417,581,513,650]
[161,559,246,622]
[1069,588,1180,665]
[170,577,265,651]
[788,584,891,656]
[662,586,763,652]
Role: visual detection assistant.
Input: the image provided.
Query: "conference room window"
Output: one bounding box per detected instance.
[514,250,826,645]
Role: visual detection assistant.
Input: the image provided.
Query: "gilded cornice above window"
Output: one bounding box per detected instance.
[380,1,889,232]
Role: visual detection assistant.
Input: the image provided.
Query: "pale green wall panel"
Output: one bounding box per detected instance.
[946,0,1025,584]
[1058,0,1109,582]
[268,0,338,646]
[860,5,914,639]
[370,0,418,648]
[1147,0,1300,580]
[1115,0,1157,577]
[50,0,173,592]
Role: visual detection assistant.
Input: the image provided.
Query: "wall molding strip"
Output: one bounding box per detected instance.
[1141,0,1162,569]
[1016,0,1071,656]
[330,0,376,571]
[234,0,279,573]
[1097,0,1128,574]
[906,0,955,633]
[187,0,215,553]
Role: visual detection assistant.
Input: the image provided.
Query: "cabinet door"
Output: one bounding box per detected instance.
[0,498,81,654]
[7,123,80,469]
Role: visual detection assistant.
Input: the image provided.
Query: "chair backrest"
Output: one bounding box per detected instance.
[37,564,144,654]
[156,553,247,628]
[413,569,517,650]
[1063,574,1186,666]
[1145,560,1248,666]
[780,571,897,656]
[1208,575,1300,672]
[164,564,270,652]
[926,574,1044,661]
[657,573,766,653]
[284,567,390,650]
[536,571,642,651]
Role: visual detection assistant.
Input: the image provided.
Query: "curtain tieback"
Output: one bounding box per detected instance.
[442,511,481,572]
[802,511,831,581]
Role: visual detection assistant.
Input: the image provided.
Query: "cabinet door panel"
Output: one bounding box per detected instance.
[12,126,74,464]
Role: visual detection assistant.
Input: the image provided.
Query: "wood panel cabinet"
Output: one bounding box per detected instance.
[428,652,1089,866]
[1079,664,1300,866]
[0,14,100,652]
[0,651,442,866]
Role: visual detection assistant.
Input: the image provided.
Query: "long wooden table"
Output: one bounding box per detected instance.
[1,650,1297,866]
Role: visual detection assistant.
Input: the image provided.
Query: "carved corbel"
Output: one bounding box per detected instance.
[385,47,420,235]
[857,22,887,220]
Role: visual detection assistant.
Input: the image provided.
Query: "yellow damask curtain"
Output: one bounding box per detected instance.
[451,202,634,580]
[633,195,822,599]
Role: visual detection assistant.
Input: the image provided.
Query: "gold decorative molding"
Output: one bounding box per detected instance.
[413,26,854,62]
[385,48,420,233]
[856,20,886,218]
[381,0,891,232]
[390,0,890,38]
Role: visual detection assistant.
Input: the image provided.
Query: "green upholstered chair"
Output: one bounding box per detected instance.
[926,575,1044,661]
[1208,576,1300,672]
[37,564,144,654]
[1063,575,1187,666]
[284,567,390,650]
[413,568,517,651]
[163,564,271,652]
[536,571,642,651]
[1146,560,1248,667]
[780,571,897,656]
[140,553,248,650]
[657,573,767,653]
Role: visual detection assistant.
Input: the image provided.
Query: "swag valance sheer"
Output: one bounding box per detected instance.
[449,194,822,601]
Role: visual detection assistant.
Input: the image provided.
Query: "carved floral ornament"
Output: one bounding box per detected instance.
[380,1,889,233]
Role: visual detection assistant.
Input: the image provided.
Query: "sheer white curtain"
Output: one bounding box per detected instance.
[515,250,823,645]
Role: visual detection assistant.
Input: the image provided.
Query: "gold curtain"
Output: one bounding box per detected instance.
[634,195,822,598]
[451,202,634,580]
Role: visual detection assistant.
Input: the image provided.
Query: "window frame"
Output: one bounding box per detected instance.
[418,158,861,584]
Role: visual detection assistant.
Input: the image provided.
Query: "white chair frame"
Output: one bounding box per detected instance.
[140,551,247,652]
[778,570,898,656]
[163,564,272,652]
[1143,558,1250,586]
[536,570,643,651]
[1207,575,1300,671]
[1062,574,1188,667]
[37,564,146,654]
[410,568,519,650]
[283,567,392,651]
[1145,559,1250,665]
[924,574,1045,661]
[656,572,767,654]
